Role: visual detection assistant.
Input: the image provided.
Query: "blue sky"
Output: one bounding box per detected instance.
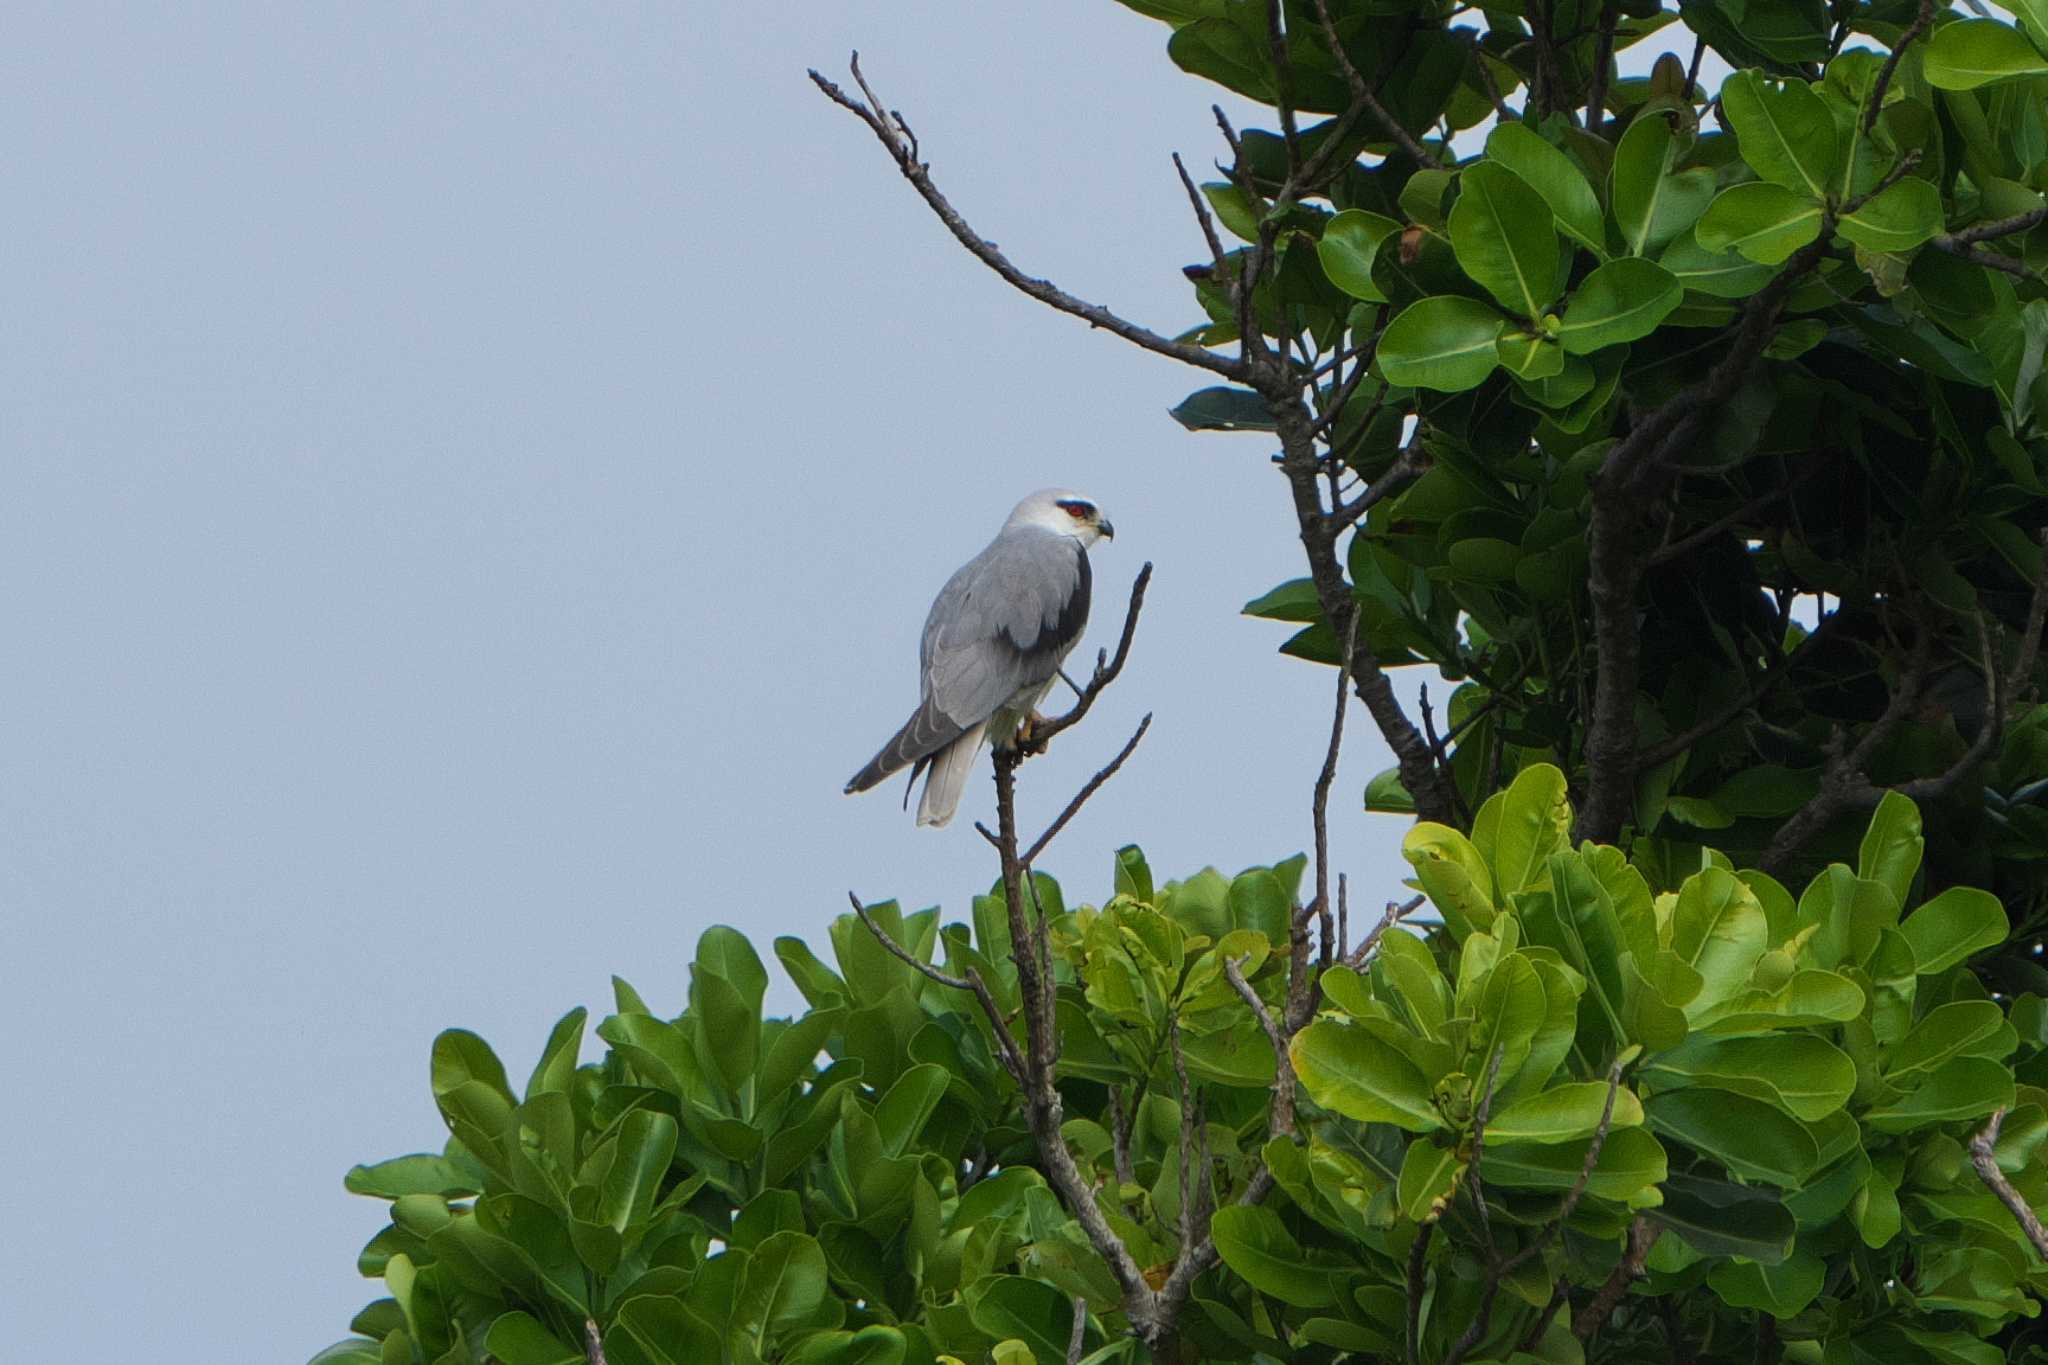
[0,4,1449,1356]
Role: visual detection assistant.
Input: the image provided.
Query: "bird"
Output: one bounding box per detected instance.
[845,488,1115,827]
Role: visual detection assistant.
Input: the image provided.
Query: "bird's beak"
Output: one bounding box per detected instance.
[1098,519,1115,540]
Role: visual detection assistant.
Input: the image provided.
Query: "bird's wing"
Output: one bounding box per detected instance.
[843,529,1090,794]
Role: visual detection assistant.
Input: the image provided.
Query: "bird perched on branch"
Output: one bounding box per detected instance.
[845,488,1114,826]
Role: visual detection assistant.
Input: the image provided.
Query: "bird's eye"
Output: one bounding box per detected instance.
[1062,503,1090,520]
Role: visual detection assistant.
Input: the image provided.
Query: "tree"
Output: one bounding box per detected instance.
[313,1,2048,1362]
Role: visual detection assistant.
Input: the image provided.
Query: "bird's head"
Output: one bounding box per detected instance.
[1008,488,1114,547]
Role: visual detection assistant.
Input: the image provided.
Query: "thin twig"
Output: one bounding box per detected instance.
[1864,0,1935,133]
[849,892,1026,1083]
[1169,1015,1199,1247]
[1970,1107,2048,1260]
[1939,202,2048,248]
[1033,565,1153,748]
[1066,1296,1089,1365]
[1108,1085,1136,1189]
[1585,0,1619,131]
[585,1319,607,1365]
[1930,238,2035,278]
[1309,0,1441,168]
[1224,955,1296,1137]
[1645,481,1800,568]
[1328,435,1429,527]
[1517,1279,1572,1354]
[1573,1217,1663,1341]
[1021,714,1153,867]
[1172,152,1228,274]
[810,59,1246,380]
[1308,610,1360,986]
[1348,895,1424,967]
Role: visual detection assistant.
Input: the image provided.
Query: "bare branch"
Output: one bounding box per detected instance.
[1348,894,1424,968]
[1328,435,1429,528]
[1066,1296,1089,1365]
[1309,610,1360,982]
[585,1319,607,1365]
[1585,0,1620,131]
[1645,481,1799,568]
[1309,0,1442,169]
[1573,1217,1663,1341]
[1864,0,1935,133]
[1517,1279,1572,1355]
[989,752,1157,1325]
[1940,202,2048,248]
[810,59,1247,380]
[1405,1221,1435,1365]
[1504,1066,1623,1277]
[848,891,973,992]
[1265,0,1303,175]
[1337,872,1349,960]
[1172,152,1228,275]
[1768,539,2047,870]
[1579,231,1836,843]
[1274,405,1459,825]
[1930,237,2036,278]
[1020,714,1153,867]
[1033,564,1153,748]
[1108,1085,1136,1190]
[1970,1107,2048,1260]
[1169,1016,1201,1249]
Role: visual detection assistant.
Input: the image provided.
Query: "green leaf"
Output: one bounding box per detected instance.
[1885,1001,2010,1080]
[1209,1205,1339,1307]
[345,1154,483,1200]
[606,1295,724,1365]
[307,1343,382,1365]
[1488,1080,1644,1144]
[1401,822,1496,939]
[1923,18,2048,90]
[1647,1171,1796,1262]
[1641,1034,1855,1120]
[1696,183,1825,264]
[484,1313,581,1365]
[1484,762,1572,895]
[1484,122,1605,254]
[1864,1057,2014,1131]
[1557,259,1684,354]
[1318,210,1400,303]
[1169,386,1279,432]
[432,1029,515,1106]
[775,936,848,1008]
[875,1063,949,1158]
[1484,1125,1668,1200]
[1709,1251,1825,1318]
[1450,162,1564,317]
[738,1232,829,1346]
[1720,71,1838,198]
[1646,1090,1821,1186]
[1838,177,1944,253]
[1900,886,2008,974]
[698,924,769,1010]
[1377,296,1507,392]
[1612,113,1718,256]
[1857,792,1924,910]
[601,1110,678,1232]
[1397,1137,1464,1221]
[1290,1020,1444,1131]
[1660,228,1780,297]
[1670,869,1768,1015]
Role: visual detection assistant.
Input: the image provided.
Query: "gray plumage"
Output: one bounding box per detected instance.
[846,488,1113,826]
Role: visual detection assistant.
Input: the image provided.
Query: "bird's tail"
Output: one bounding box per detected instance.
[916,721,988,827]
